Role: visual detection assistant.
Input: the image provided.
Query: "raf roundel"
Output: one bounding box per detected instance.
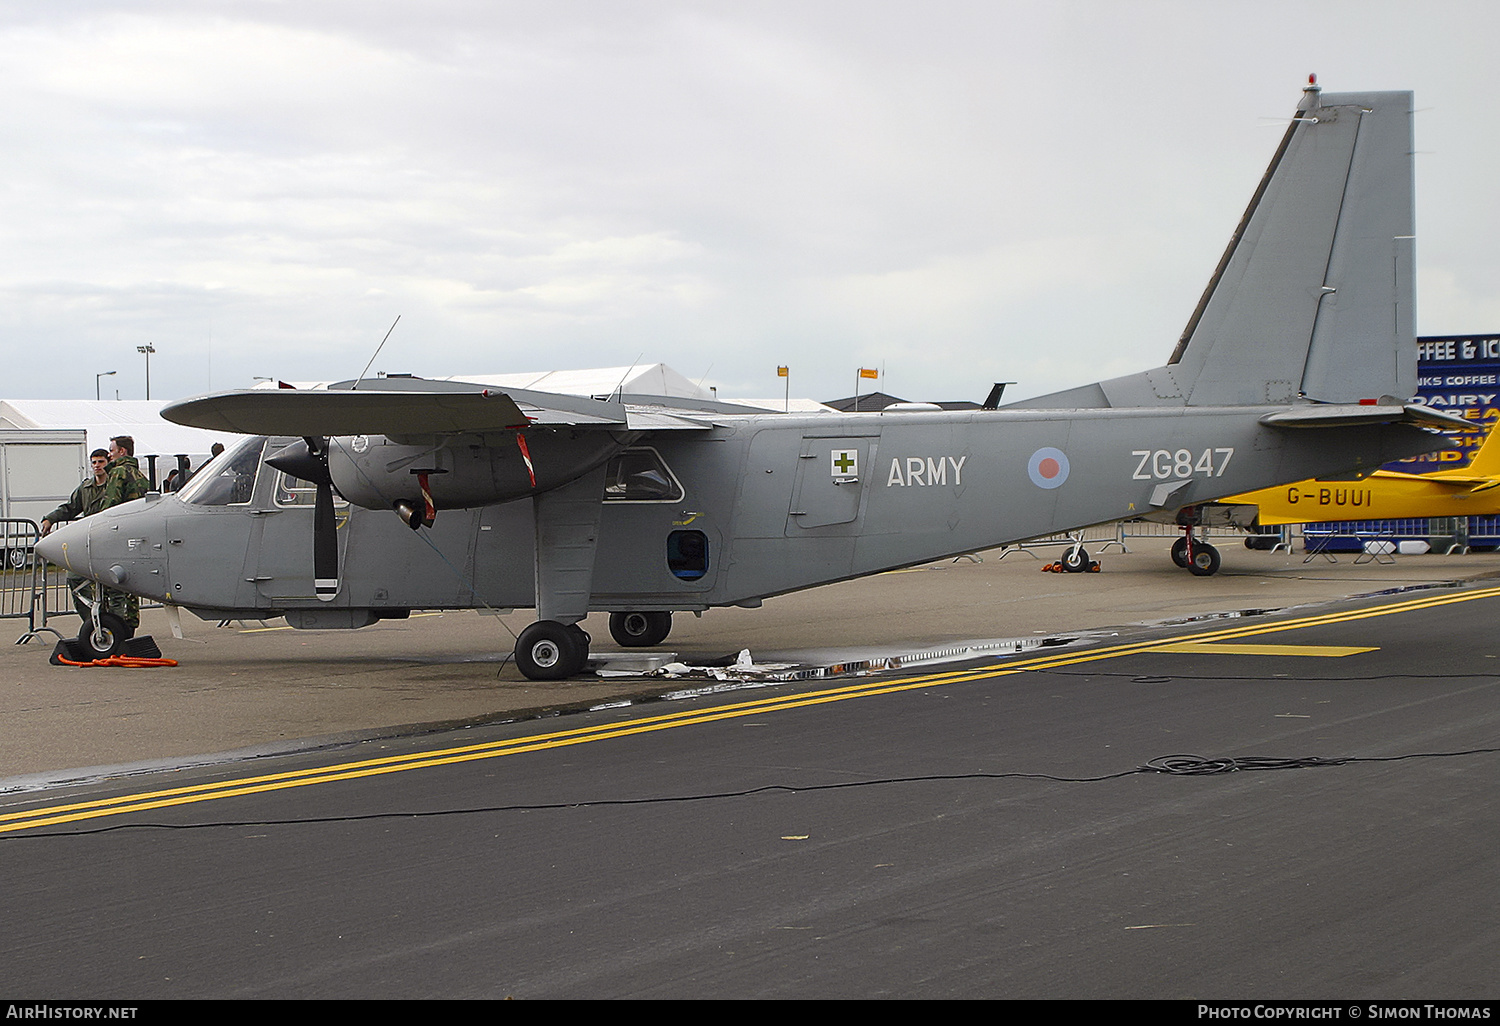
[1028,447,1070,489]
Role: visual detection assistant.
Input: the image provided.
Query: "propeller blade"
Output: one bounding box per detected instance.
[314,479,339,601]
[267,437,340,600]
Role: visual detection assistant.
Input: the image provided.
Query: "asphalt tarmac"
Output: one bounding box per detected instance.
[4,557,1499,998]
[5,538,1500,785]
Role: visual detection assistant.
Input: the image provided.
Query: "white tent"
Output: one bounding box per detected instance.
[435,363,713,398]
[0,399,228,480]
[261,364,831,410]
[263,363,715,398]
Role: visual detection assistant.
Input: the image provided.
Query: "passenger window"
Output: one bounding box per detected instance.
[604,448,683,502]
[274,472,348,508]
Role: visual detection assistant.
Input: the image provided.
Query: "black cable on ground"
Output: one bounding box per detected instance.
[6,745,1497,838]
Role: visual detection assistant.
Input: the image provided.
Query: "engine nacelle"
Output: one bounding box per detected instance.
[325,430,634,511]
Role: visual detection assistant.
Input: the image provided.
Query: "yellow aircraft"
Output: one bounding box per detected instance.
[1218,423,1500,525]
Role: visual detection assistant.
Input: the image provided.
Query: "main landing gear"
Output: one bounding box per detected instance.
[609,610,673,647]
[1170,532,1221,576]
[513,611,677,680]
[514,620,591,680]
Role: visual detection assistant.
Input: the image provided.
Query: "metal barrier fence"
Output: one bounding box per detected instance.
[1470,515,1500,548]
[1008,515,1500,561]
[1,519,39,632]
[998,518,1266,559]
[1299,517,1485,556]
[1114,519,1271,547]
[3,519,53,643]
[1,518,83,644]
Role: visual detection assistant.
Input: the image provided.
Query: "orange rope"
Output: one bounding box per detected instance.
[54,655,179,668]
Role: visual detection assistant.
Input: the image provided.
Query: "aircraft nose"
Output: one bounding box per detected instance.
[35,521,83,574]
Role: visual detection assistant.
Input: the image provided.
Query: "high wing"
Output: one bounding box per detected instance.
[161,377,772,539]
[162,388,542,436]
[161,379,768,441]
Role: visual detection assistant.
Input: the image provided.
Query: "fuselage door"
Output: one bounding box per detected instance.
[242,438,351,602]
[788,434,879,531]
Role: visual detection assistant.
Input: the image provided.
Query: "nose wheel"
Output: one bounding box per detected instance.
[79,612,132,658]
[514,620,591,680]
[1060,545,1091,573]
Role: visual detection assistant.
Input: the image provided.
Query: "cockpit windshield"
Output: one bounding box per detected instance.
[176,436,265,506]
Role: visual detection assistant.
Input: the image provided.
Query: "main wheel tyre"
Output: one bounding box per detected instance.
[1188,543,1221,577]
[78,612,129,658]
[1061,546,1090,573]
[4,547,28,570]
[514,620,589,680]
[1170,537,1190,568]
[608,611,672,647]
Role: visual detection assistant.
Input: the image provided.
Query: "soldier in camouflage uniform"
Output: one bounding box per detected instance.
[96,435,152,630]
[40,448,112,623]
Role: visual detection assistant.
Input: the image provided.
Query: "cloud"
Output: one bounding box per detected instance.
[0,2,1496,404]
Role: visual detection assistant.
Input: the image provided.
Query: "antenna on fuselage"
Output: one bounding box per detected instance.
[610,354,644,401]
[982,382,1015,410]
[351,315,402,390]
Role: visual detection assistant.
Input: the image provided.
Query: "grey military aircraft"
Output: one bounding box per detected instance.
[38,80,1470,678]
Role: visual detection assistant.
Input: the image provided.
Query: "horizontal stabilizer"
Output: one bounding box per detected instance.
[1373,470,1498,489]
[1259,404,1476,432]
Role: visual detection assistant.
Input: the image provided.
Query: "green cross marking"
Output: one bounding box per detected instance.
[833,451,856,474]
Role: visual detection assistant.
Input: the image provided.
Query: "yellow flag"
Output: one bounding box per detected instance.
[858,368,878,379]
[776,366,788,377]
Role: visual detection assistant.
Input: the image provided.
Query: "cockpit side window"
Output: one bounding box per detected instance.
[177,436,265,507]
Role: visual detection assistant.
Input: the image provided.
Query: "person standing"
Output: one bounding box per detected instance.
[102,435,151,507]
[93,435,152,633]
[39,448,112,623]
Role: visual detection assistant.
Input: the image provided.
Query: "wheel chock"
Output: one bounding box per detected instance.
[50,635,176,668]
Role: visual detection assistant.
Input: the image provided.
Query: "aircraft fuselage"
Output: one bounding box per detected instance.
[45,405,1447,627]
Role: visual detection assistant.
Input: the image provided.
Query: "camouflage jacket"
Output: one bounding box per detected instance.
[101,455,150,509]
[45,477,108,525]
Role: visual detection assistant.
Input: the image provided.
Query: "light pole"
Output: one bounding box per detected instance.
[137,345,155,399]
[95,370,116,401]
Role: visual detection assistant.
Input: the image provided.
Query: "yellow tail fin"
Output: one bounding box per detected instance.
[1449,424,1500,477]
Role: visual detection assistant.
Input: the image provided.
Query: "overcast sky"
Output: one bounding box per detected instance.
[3,0,1496,405]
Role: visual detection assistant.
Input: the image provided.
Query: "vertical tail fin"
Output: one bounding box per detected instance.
[1012,80,1416,410]
[1445,424,1500,478]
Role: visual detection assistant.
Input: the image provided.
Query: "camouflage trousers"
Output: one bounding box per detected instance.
[68,575,140,631]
